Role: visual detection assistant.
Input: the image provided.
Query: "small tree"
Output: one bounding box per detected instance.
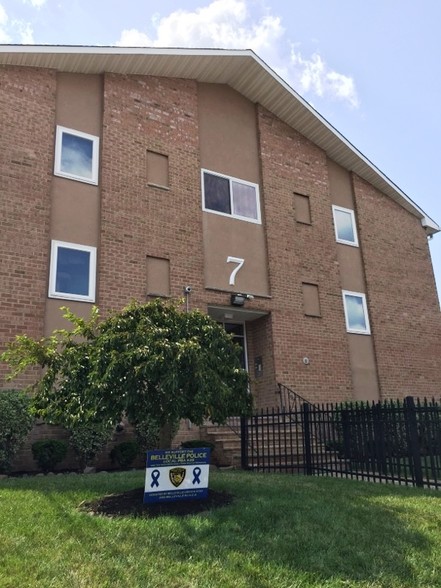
[1,300,251,446]
[31,439,68,473]
[68,421,113,470]
[110,441,140,469]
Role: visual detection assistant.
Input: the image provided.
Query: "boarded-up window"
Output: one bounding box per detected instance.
[302,282,321,317]
[294,193,311,224]
[147,151,169,188]
[146,256,170,297]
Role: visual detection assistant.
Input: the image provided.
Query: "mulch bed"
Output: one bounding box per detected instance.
[81,487,234,518]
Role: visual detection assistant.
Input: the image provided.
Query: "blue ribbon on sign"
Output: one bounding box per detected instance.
[150,469,160,488]
[192,467,202,485]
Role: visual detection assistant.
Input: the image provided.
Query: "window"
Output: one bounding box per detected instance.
[202,169,261,223]
[342,290,371,334]
[54,126,99,184]
[332,205,358,246]
[49,240,97,302]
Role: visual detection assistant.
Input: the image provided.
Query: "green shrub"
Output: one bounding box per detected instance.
[68,421,113,470]
[31,439,68,473]
[327,400,441,462]
[181,439,215,451]
[0,390,34,473]
[110,441,139,468]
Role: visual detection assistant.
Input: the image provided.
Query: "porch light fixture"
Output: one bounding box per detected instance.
[230,293,254,306]
[231,293,245,306]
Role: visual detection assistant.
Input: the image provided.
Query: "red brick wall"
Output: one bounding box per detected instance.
[2,65,441,474]
[11,421,145,473]
[248,314,278,409]
[172,419,202,448]
[98,73,205,313]
[0,65,55,387]
[353,175,441,398]
[257,106,353,403]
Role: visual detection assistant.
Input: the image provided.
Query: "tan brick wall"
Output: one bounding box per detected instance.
[353,174,441,399]
[0,65,55,387]
[257,106,354,404]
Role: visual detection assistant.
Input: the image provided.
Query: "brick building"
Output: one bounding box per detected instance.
[1,45,440,429]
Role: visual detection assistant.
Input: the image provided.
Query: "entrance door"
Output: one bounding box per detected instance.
[218,321,248,371]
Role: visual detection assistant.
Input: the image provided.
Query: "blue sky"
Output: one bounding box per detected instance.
[2,0,441,302]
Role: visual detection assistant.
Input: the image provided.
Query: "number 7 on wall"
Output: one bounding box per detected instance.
[227,256,245,286]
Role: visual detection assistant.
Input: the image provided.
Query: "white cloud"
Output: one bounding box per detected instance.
[12,19,34,43]
[0,3,7,25]
[0,3,11,42]
[0,3,34,43]
[291,49,359,109]
[116,0,358,109]
[118,28,151,47]
[117,0,283,53]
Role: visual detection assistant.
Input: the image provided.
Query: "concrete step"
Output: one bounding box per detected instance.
[212,447,241,468]
[200,425,243,467]
[201,421,326,469]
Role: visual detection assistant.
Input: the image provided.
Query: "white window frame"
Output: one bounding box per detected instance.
[49,240,97,302]
[201,169,261,224]
[332,205,359,247]
[54,126,100,185]
[342,290,371,335]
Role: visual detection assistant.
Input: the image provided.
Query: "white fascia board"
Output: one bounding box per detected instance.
[0,45,252,58]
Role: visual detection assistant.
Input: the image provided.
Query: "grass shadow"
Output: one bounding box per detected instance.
[165,472,441,586]
[1,470,441,587]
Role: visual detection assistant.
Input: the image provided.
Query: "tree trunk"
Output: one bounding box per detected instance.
[158,423,174,449]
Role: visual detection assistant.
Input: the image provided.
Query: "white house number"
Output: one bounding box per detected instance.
[227,256,245,286]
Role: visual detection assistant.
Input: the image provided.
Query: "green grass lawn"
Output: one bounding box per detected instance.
[1,470,441,588]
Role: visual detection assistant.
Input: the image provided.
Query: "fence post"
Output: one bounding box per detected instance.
[240,415,248,470]
[341,409,352,461]
[405,396,424,488]
[303,403,313,475]
[373,403,388,476]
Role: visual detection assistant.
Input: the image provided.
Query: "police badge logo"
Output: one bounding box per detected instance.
[169,467,186,487]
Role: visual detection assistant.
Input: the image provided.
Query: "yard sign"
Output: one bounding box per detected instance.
[144,447,211,503]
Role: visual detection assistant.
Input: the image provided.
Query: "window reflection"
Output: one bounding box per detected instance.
[56,247,90,296]
[60,132,94,179]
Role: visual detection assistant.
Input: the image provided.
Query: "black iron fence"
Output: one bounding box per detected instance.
[240,396,441,489]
